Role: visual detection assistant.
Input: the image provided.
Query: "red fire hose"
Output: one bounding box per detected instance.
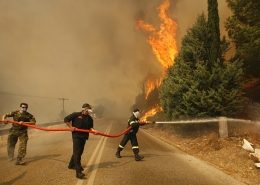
[0,120,134,138]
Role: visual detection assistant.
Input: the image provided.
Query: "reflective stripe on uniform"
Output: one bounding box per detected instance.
[119,145,124,149]
[129,121,137,125]
[132,146,139,149]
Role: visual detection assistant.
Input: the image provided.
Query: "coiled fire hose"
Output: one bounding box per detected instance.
[0,120,152,138]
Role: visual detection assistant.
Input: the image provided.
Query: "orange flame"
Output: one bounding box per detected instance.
[137,0,178,99]
[144,78,161,99]
[141,105,163,121]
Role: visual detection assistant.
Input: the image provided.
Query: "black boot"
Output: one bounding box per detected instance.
[115,147,123,158]
[115,151,121,158]
[133,148,144,161]
[76,172,85,179]
[135,154,144,161]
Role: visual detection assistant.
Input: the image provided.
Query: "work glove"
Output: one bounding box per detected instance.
[91,128,98,135]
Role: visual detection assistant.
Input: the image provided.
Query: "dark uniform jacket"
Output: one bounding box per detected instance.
[64,112,93,139]
[128,114,140,134]
[6,110,36,131]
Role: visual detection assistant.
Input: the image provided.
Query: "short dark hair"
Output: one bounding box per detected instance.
[20,103,28,108]
[133,108,140,113]
[82,103,91,109]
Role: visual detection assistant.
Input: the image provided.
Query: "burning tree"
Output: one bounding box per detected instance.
[133,0,178,120]
[160,0,246,119]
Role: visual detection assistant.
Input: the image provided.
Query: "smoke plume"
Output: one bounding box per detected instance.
[0,0,231,122]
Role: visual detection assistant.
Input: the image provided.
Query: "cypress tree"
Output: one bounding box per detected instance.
[207,0,221,64]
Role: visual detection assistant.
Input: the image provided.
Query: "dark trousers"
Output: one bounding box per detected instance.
[69,137,86,173]
[118,132,139,154]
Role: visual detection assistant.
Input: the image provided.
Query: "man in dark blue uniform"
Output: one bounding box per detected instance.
[115,108,146,161]
[64,103,96,179]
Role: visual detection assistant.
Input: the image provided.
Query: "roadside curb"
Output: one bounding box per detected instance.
[141,128,247,185]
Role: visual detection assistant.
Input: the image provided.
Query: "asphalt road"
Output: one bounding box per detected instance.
[0,119,245,185]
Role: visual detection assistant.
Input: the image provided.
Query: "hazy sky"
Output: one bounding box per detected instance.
[0,0,231,122]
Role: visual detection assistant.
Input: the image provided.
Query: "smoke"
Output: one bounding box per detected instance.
[0,0,231,122]
[172,0,231,47]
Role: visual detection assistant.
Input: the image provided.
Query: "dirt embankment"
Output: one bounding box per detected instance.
[144,122,260,185]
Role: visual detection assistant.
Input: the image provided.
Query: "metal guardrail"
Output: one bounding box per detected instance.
[154,117,260,138]
[155,118,219,124]
[0,121,63,135]
[226,118,260,125]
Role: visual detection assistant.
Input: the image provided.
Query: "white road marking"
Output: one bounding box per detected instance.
[86,124,112,185]
[76,125,111,185]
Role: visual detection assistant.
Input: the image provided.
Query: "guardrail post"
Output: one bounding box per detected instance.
[218,117,228,138]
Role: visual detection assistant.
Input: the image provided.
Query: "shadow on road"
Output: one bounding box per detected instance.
[85,153,165,173]
[0,172,26,185]
[25,154,62,164]
[86,161,120,173]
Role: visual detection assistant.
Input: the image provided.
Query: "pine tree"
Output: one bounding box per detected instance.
[181,14,209,67]
[225,0,260,77]
[160,3,246,119]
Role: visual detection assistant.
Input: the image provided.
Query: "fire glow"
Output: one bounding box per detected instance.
[140,105,163,122]
[137,0,177,72]
[137,0,177,100]
[137,0,178,120]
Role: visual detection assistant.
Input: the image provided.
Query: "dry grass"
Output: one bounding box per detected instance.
[145,123,260,185]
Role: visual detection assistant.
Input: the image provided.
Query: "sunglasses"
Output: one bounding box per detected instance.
[21,107,28,109]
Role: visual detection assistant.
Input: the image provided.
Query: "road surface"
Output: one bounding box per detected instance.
[0,119,245,185]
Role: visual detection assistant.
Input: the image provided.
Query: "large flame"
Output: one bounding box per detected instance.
[137,0,178,119]
[141,105,163,121]
[137,0,178,99]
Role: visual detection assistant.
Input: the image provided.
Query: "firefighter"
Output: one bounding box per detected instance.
[64,103,97,179]
[115,108,146,161]
[1,103,36,165]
